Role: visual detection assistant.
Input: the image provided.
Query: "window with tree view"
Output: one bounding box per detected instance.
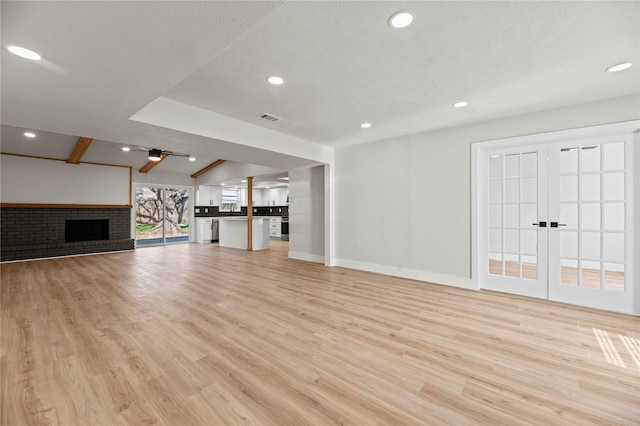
[135,186,190,246]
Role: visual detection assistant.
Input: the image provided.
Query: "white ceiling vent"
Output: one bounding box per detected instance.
[257,113,282,122]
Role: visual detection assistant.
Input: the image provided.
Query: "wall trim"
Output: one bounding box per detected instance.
[0,203,132,209]
[288,251,325,264]
[335,258,475,290]
[0,249,133,264]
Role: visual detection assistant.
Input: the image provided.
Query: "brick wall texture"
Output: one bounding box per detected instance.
[1,208,134,261]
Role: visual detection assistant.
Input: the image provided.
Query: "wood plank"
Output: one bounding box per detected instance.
[190,159,225,179]
[66,137,93,164]
[138,153,169,173]
[2,241,639,425]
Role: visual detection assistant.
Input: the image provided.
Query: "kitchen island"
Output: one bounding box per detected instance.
[217,216,271,250]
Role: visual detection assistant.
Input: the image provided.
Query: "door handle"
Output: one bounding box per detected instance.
[532,221,547,227]
[550,222,566,228]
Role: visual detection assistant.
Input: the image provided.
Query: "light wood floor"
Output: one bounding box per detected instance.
[2,241,639,425]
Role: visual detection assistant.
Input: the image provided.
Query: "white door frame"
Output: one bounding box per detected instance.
[471,120,640,314]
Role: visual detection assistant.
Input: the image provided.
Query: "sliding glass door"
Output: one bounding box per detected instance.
[135,186,191,246]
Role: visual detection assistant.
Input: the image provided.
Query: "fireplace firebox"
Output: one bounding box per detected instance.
[65,219,109,243]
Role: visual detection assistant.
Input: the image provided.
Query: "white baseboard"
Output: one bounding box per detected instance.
[335,258,476,290]
[288,251,325,264]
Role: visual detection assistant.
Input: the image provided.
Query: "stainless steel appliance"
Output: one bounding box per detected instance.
[211,219,219,242]
[281,217,289,241]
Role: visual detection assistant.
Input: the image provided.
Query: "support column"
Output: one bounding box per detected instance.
[247,176,253,251]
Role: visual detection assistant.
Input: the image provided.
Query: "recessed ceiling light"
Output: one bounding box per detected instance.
[453,101,468,108]
[121,147,131,152]
[189,156,196,162]
[220,183,226,186]
[267,76,284,85]
[389,11,414,29]
[241,179,247,183]
[23,132,36,138]
[606,62,632,73]
[361,123,372,128]
[266,187,270,189]
[8,45,42,60]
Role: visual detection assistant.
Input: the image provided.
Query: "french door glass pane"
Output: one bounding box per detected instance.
[603,173,624,200]
[521,230,537,254]
[505,154,519,177]
[560,231,578,258]
[604,263,624,291]
[603,143,624,170]
[505,254,519,277]
[485,151,542,281]
[581,261,601,288]
[560,203,578,228]
[504,229,519,253]
[560,148,578,173]
[504,205,519,228]
[580,175,600,201]
[521,204,537,227]
[522,152,537,176]
[581,146,600,172]
[560,176,578,201]
[505,179,519,203]
[580,204,600,229]
[581,232,600,259]
[602,233,624,262]
[560,259,578,285]
[522,256,537,280]
[603,203,624,230]
[557,141,627,293]
[489,252,502,275]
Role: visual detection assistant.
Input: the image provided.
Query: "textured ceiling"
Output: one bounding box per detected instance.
[1,1,638,175]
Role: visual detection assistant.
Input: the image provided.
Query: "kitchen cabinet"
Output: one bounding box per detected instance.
[269,216,282,238]
[195,218,212,243]
[197,185,213,205]
[197,185,222,206]
[218,217,271,250]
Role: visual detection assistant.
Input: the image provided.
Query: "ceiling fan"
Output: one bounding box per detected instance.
[123,146,192,162]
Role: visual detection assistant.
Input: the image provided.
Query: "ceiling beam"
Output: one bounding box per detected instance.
[190,159,226,179]
[66,137,93,164]
[139,153,170,173]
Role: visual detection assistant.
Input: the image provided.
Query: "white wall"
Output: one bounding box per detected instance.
[133,170,195,187]
[334,94,640,288]
[1,155,130,205]
[289,165,325,263]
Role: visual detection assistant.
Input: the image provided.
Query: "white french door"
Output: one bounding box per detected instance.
[548,136,634,313]
[478,133,635,313]
[479,143,549,299]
